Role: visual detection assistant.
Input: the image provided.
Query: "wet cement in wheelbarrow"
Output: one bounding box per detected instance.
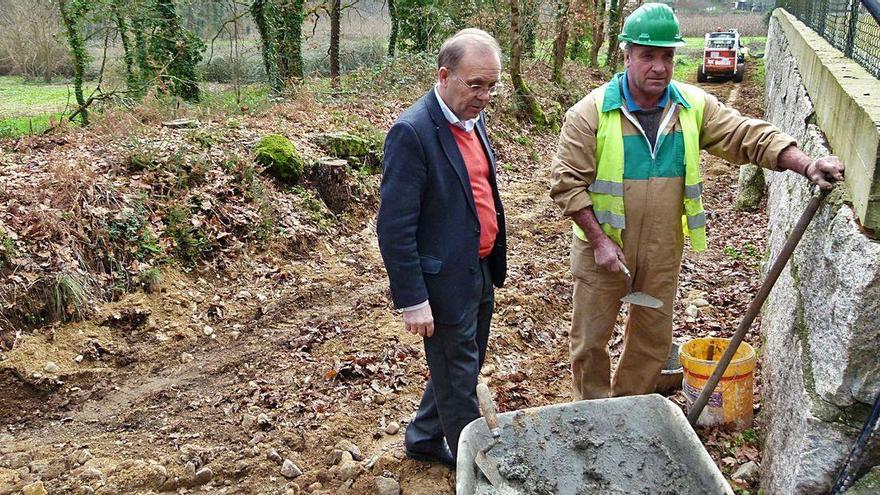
[472,409,698,495]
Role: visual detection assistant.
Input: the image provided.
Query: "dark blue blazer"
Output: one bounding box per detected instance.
[377,90,507,326]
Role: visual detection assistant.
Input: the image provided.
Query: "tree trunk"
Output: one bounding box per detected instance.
[111,0,137,95]
[606,0,622,71]
[387,0,398,57]
[152,0,204,102]
[510,0,546,128]
[522,0,539,57]
[551,0,570,84]
[288,0,304,79]
[251,0,283,91]
[329,0,340,84]
[589,0,605,68]
[132,14,151,84]
[58,0,88,125]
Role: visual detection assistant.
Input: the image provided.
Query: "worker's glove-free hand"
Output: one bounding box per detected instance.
[806,156,845,190]
[593,237,627,272]
[403,305,435,338]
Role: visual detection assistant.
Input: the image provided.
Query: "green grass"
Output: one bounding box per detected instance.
[0,76,96,115]
[0,114,62,139]
[0,76,97,138]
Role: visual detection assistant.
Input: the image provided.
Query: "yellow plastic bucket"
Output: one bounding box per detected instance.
[679,337,756,429]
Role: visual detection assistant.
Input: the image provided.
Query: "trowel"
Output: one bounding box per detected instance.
[474,382,510,489]
[618,261,663,309]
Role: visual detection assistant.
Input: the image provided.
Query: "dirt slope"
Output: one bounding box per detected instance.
[0,74,770,494]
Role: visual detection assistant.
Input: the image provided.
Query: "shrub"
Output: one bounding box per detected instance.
[126,146,161,172]
[200,55,265,84]
[0,228,13,269]
[166,203,206,263]
[139,267,162,293]
[254,134,305,185]
[51,273,88,321]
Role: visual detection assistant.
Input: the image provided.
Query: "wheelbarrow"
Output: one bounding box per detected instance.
[456,393,733,495]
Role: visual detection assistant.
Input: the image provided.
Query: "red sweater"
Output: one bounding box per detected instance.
[450,124,498,258]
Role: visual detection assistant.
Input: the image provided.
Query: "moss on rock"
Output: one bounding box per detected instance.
[736,164,766,211]
[254,134,305,185]
[845,466,880,495]
[313,132,372,158]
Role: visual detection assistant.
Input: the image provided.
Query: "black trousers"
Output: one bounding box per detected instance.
[404,258,495,459]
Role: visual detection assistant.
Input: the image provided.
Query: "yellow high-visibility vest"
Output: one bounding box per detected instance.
[573,81,707,252]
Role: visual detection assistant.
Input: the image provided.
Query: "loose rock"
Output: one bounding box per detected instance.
[22,481,48,495]
[376,476,400,495]
[180,352,194,363]
[685,305,699,317]
[202,325,214,336]
[44,362,59,374]
[1,452,32,469]
[281,459,302,479]
[338,460,361,482]
[334,440,363,461]
[78,467,103,483]
[732,461,759,481]
[328,449,344,466]
[384,422,400,435]
[257,413,271,428]
[194,467,213,485]
[76,449,92,466]
[267,449,283,465]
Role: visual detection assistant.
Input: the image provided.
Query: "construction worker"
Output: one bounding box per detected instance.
[549,3,844,400]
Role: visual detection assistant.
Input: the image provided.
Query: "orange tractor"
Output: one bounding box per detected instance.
[697,29,747,83]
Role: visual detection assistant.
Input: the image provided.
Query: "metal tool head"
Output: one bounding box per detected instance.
[475,449,509,488]
[621,292,664,308]
[618,261,664,308]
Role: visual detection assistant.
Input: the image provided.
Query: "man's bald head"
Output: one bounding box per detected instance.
[437,28,501,71]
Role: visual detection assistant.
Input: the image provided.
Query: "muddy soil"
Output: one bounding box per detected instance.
[1,78,765,495]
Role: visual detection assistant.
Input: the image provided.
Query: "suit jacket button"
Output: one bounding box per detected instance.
[469,267,477,274]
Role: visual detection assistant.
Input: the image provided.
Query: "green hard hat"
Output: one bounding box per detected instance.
[618,3,685,48]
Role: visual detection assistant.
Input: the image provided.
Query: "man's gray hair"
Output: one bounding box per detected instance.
[437,28,501,70]
[620,41,632,52]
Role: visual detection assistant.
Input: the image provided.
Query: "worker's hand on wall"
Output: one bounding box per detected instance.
[403,304,435,338]
[593,237,627,273]
[806,156,845,190]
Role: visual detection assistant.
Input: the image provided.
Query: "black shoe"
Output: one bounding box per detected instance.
[404,442,456,469]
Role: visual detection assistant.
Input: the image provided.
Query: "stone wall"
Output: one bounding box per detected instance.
[760,9,880,495]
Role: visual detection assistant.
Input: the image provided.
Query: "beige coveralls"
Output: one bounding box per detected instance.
[550,80,796,400]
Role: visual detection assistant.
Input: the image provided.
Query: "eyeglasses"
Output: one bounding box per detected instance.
[450,73,502,97]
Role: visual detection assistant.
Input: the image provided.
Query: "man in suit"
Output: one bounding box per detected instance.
[377,28,506,468]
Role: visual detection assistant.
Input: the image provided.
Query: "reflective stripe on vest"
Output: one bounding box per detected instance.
[573,81,707,252]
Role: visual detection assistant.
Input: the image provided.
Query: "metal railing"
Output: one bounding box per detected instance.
[779,0,880,78]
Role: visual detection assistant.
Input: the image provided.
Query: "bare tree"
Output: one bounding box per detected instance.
[0,0,72,82]
[588,0,606,68]
[606,0,623,71]
[329,0,340,84]
[509,0,546,127]
[551,0,570,85]
[387,0,398,57]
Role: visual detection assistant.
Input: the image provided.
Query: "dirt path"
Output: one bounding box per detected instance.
[1,78,769,494]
